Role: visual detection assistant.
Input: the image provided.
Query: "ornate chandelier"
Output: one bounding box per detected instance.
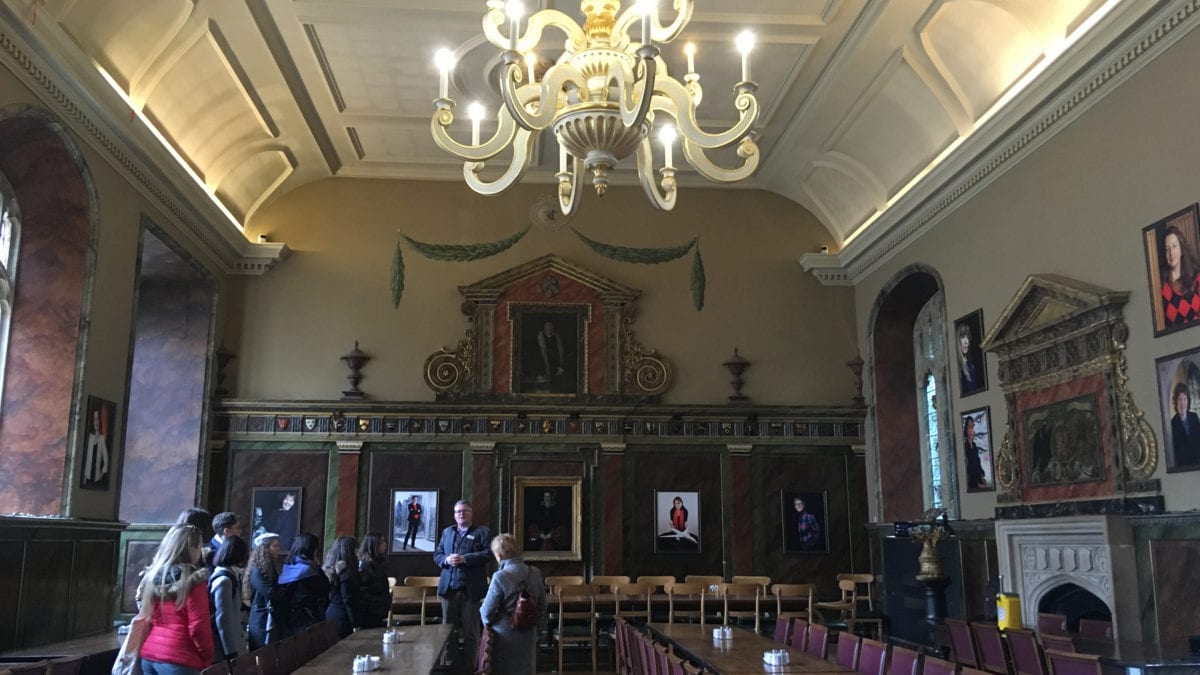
[431,0,760,214]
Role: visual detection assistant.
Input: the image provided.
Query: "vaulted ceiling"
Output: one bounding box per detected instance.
[12,0,1157,256]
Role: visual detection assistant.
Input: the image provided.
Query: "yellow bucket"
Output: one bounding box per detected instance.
[997,593,1022,630]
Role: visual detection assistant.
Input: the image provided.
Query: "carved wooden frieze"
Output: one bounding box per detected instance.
[423,254,672,402]
[982,275,1158,510]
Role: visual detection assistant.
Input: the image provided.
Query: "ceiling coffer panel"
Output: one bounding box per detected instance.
[215,150,295,223]
[54,0,193,90]
[802,162,875,239]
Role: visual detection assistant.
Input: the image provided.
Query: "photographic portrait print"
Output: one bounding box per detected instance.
[654,490,701,554]
[1143,204,1200,337]
[252,487,303,551]
[1156,346,1200,472]
[390,489,439,554]
[953,309,988,397]
[513,476,582,561]
[961,406,995,492]
[79,396,116,490]
[781,491,829,554]
[511,304,589,395]
[1022,394,1104,487]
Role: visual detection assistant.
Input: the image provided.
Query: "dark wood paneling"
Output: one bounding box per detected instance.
[70,541,115,636]
[121,540,159,614]
[19,541,73,645]
[0,541,25,651]
[336,451,360,536]
[625,449,724,579]
[367,448,464,581]
[230,449,329,548]
[1151,540,1200,650]
[602,453,623,574]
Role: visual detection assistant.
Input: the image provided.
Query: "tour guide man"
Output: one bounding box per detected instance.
[434,499,493,664]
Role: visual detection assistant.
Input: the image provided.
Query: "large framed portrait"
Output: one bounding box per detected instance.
[953,309,988,397]
[510,304,589,395]
[1143,204,1200,337]
[1155,346,1200,472]
[390,489,439,554]
[781,491,829,554]
[654,490,701,553]
[252,487,302,551]
[79,395,116,490]
[961,406,995,492]
[1022,394,1104,487]
[514,476,582,561]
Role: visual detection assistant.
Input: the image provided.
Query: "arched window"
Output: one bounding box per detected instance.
[914,294,957,516]
[0,172,20,409]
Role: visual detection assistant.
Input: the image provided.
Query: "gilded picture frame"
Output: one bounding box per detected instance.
[513,476,582,561]
[1142,203,1200,337]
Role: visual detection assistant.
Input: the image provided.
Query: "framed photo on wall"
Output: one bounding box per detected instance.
[79,395,116,490]
[961,406,995,492]
[1155,346,1200,472]
[654,490,701,553]
[510,304,589,396]
[781,491,829,554]
[390,489,439,554]
[513,476,582,561]
[252,487,302,551]
[1143,204,1200,337]
[953,309,988,397]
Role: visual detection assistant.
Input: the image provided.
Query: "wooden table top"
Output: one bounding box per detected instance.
[1,632,123,657]
[293,625,452,675]
[647,623,852,674]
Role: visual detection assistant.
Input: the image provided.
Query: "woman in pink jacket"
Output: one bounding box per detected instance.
[137,524,214,675]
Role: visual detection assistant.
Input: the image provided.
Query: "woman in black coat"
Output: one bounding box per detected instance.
[245,533,288,648]
[356,532,391,629]
[323,536,360,637]
[278,532,329,634]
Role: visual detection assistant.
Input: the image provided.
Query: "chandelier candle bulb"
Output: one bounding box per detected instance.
[559,143,567,174]
[658,125,676,169]
[468,102,485,146]
[637,0,656,46]
[684,42,696,75]
[524,51,537,84]
[506,0,524,51]
[736,31,755,82]
[434,48,455,99]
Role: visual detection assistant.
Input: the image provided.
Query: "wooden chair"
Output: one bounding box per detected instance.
[199,664,229,675]
[614,619,636,675]
[683,574,723,588]
[971,621,1009,674]
[805,622,830,660]
[613,582,653,623]
[636,575,676,622]
[773,616,794,645]
[788,619,809,651]
[1036,613,1068,636]
[1005,628,1046,675]
[1077,619,1112,640]
[721,582,762,633]
[946,618,980,668]
[293,626,314,664]
[1044,650,1102,675]
[590,575,631,590]
[275,636,299,673]
[889,645,921,675]
[836,632,862,671]
[47,657,84,675]
[731,575,771,596]
[388,584,431,626]
[8,663,49,675]
[256,641,280,675]
[963,669,992,675]
[666,582,707,627]
[839,573,883,639]
[228,653,258,675]
[555,584,598,674]
[922,656,958,675]
[1039,635,1075,654]
[814,579,858,633]
[773,583,815,624]
[858,637,888,675]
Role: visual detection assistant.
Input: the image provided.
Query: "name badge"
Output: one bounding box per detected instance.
[466,534,475,540]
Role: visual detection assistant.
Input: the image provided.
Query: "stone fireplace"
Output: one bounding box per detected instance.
[994,516,1138,639]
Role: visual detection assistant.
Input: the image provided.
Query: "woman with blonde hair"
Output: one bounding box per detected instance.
[137,524,213,675]
[479,533,545,674]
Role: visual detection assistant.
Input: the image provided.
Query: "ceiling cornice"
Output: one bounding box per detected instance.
[801,0,1200,286]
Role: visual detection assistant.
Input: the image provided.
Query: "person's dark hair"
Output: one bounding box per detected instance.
[176,507,213,540]
[212,511,239,535]
[1163,225,1200,292]
[214,535,249,569]
[323,535,357,578]
[287,532,320,564]
[358,532,386,565]
[963,415,976,436]
[1174,382,1190,405]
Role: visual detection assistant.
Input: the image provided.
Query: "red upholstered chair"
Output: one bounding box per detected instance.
[1005,628,1046,675]
[1077,619,1112,640]
[788,619,808,651]
[921,656,958,675]
[47,657,84,675]
[228,653,258,675]
[971,621,1009,674]
[637,633,660,675]
[837,632,863,671]
[946,618,980,668]
[1037,613,1068,636]
[199,663,229,675]
[1044,650,1102,675]
[888,645,920,675]
[256,642,280,675]
[858,637,888,675]
[8,662,49,675]
[806,623,830,660]
[963,669,991,675]
[774,616,794,645]
[1039,635,1075,654]
[275,636,300,674]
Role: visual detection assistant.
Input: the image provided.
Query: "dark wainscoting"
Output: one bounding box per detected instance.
[228,446,330,548]
[0,517,124,651]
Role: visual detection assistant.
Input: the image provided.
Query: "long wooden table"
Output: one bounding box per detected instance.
[293,625,453,675]
[647,623,853,674]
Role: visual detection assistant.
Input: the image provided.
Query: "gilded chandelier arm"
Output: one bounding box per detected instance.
[463,127,536,195]
[483,4,587,54]
[635,139,677,210]
[500,57,584,131]
[431,102,519,162]
[681,133,760,183]
[614,0,695,45]
[653,79,758,149]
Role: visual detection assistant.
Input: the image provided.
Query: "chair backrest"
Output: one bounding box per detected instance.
[612,582,652,622]
[1044,650,1102,675]
[1006,628,1046,675]
[256,641,280,675]
[805,622,830,660]
[1039,635,1075,654]
[858,637,888,675]
[199,662,229,675]
[545,575,586,591]
[837,573,876,611]
[921,656,958,675]
[1037,612,1068,635]
[635,575,676,594]
[229,653,258,675]
[557,583,597,621]
[836,632,862,670]
[388,584,430,626]
[403,575,439,588]
[293,627,314,663]
[962,669,991,675]
[946,618,980,667]
[788,619,808,651]
[773,583,815,621]
[667,582,706,626]
[275,636,299,673]
[971,621,1007,674]
[720,583,761,626]
[773,616,793,645]
[684,575,723,588]
[1077,619,1112,640]
[47,657,84,675]
[889,645,920,675]
[9,662,49,675]
[590,575,631,590]
[731,575,771,593]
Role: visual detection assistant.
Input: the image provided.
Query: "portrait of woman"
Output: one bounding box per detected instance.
[654,491,701,553]
[1143,204,1200,337]
[961,407,994,492]
[954,310,988,397]
[1155,346,1200,472]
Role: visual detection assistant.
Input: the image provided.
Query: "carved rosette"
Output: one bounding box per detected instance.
[621,305,671,396]
[423,325,476,393]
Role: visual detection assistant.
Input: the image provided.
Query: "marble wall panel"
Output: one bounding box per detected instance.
[1151,539,1200,650]
[472,449,493,527]
[0,117,90,514]
[229,449,329,548]
[602,453,624,574]
[624,449,724,578]
[730,454,752,576]
[366,448,463,581]
[335,451,360,536]
[873,311,925,522]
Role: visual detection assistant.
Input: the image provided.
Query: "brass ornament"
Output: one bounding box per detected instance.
[621,307,671,396]
[423,326,476,393]
[1114,337,1158,481]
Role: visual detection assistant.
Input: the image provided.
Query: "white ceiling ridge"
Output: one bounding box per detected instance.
[799,0,1200,287]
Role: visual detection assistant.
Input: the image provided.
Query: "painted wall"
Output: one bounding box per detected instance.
[228,180,858,406]
[854,25,1200,519]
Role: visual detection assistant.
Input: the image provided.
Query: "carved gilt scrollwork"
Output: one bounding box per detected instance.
[621,306,671,396]
[1114,336,1158,481]
[995,401,1021,499]
[423,325,476,393]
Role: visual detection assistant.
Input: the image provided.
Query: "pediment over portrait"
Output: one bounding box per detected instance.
[982,275,1130,351]
[458,254,641,304]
